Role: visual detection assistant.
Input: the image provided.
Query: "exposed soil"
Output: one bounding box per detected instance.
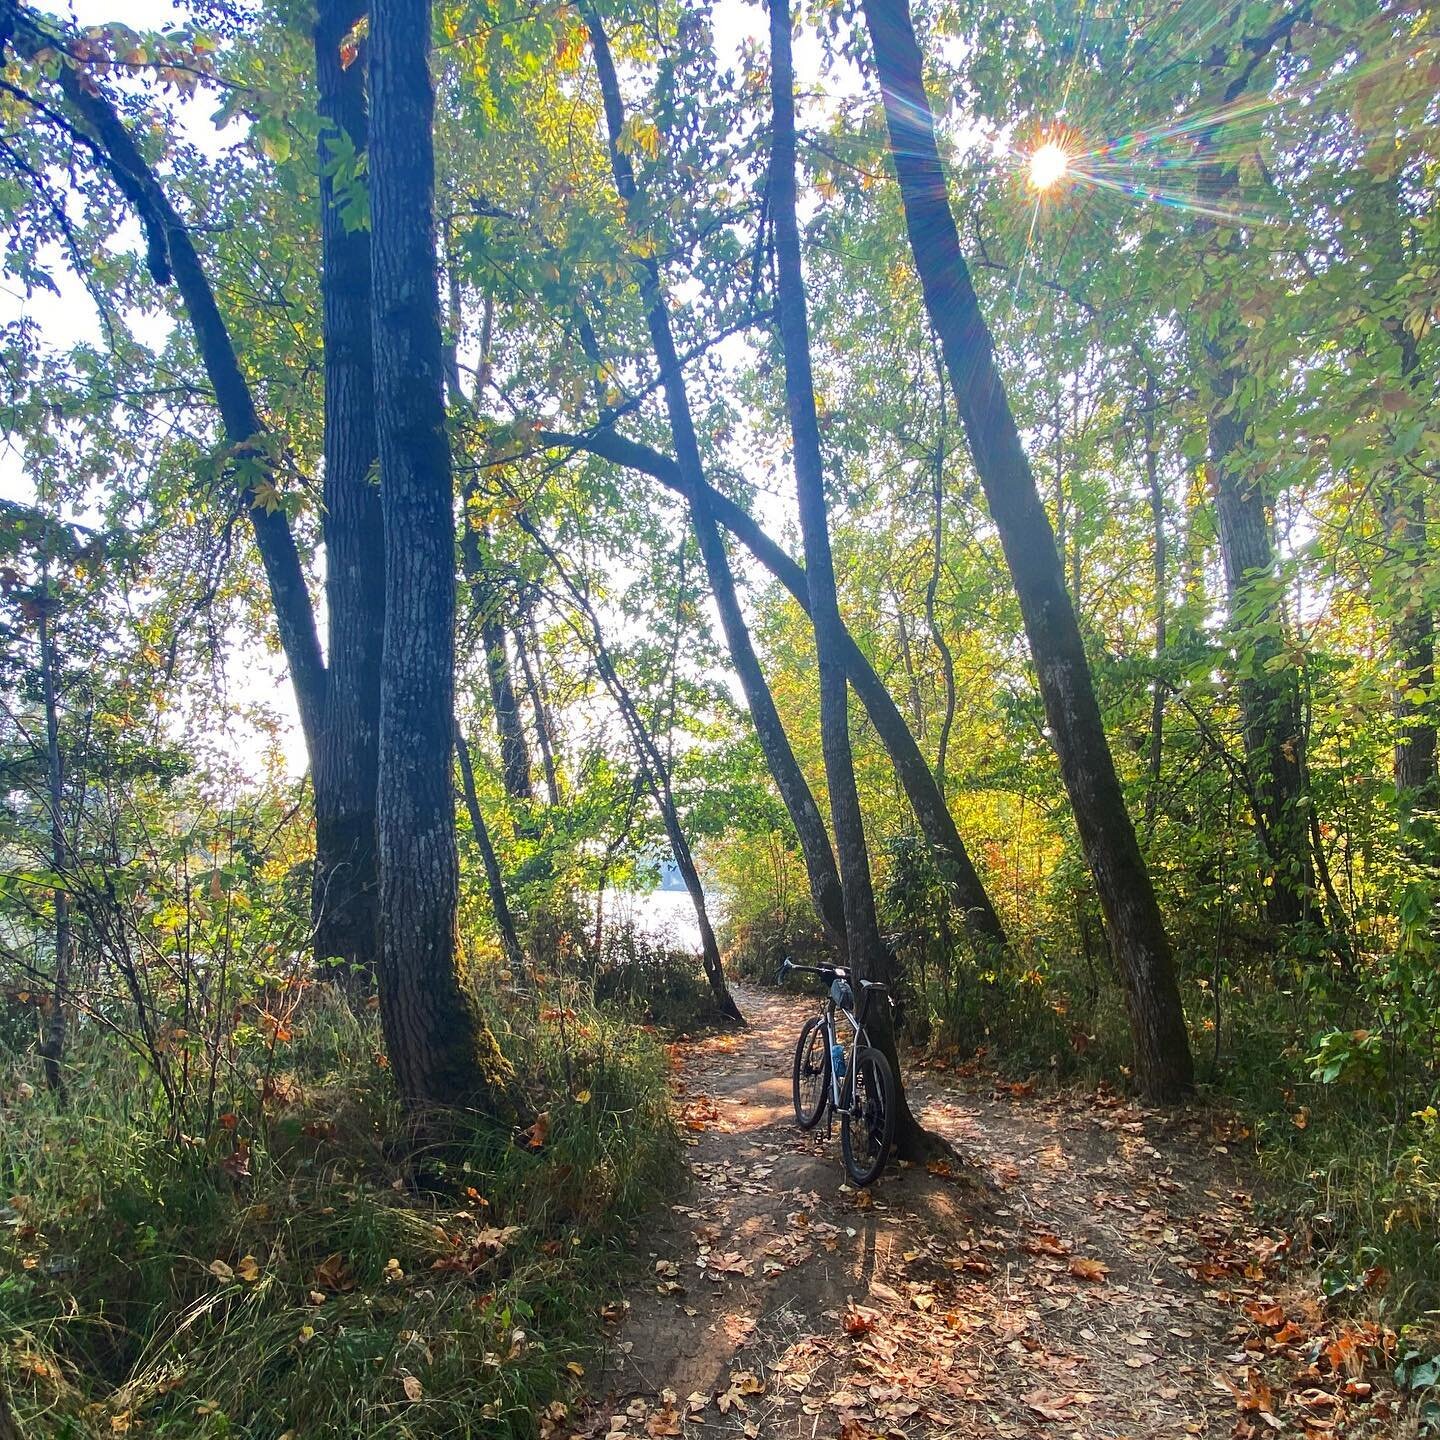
[583,983,1404,1440]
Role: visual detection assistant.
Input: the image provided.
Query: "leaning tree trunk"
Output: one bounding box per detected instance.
[861,0,1193,1101]
[369,0,488,1106]
[539,425,1008,947]
[770,0,928,1154]
[515,509,744,1022]
[312,0,384,982]
[582,5,847,951]
[456,729,528,979]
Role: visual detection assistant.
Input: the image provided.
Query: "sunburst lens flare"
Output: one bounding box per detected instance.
[1028,140,1070,192]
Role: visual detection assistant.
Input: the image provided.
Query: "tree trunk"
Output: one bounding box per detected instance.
[37,587,70,1100]
[770,0,927,1154]
[369,0,487,1106]
[516,619,562,805]
[1143,367,1166,831]
[539,425,1007,947]
[861,0,1193,1101]
[312,0,384,982]
[456,729,528,978]
[1206,364,1310,924]
[17,18,328,750]
[925,352,958,797]
[516,509,744,1022]
[1384,330,1437,841]
[581,4,847,951]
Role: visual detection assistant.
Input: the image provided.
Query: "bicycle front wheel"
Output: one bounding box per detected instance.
[841,1046,896,1186]
[792,1017,831,1130]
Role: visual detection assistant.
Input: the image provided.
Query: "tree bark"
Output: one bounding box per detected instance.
[860,0,1193,1101]
[770,0,927,1154]
[538,426,1007,947]
[456,729,528,978]
[369,0,487,1106]
[581,5,847,951]
[312,0,384,982]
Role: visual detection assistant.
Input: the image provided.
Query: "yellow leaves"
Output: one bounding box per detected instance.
[716,1370,764,1413]
[616,116,662,160]
[250,479,283,514]
[573,1088,592,1105]
[236,1254,261,1283]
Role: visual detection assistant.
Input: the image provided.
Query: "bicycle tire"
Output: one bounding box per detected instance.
[841,1046,896,1186]
[792,1016,831,1130]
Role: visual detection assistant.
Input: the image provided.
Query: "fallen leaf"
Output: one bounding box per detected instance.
[208,1259,234,1281]
[402,1375,423,1402]
[1069,1257,1109,1282]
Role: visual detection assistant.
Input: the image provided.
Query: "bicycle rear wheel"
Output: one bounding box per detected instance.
[792,1017,831,1130]
[841,1046,896,1186]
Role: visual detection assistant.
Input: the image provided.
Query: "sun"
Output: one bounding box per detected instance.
[1027,140,1071,192]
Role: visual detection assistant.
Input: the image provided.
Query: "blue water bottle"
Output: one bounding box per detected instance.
[831,1042,846,1079]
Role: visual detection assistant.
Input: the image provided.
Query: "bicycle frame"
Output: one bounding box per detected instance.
[781,958,889,1118]
[814,991,867,1115]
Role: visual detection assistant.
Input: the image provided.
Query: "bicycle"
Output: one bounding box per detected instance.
[777,957,897,1186]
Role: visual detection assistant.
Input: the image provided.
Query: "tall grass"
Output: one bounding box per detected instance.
[0,978,681,1438]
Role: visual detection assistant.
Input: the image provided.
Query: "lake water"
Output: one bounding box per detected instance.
[604,887,712,954]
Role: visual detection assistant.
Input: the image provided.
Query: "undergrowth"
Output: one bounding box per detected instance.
[0,977,681,1438]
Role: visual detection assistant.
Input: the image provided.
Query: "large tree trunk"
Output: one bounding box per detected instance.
[10,3,391,977]
[312,0,384,981]
[861,0,1193,1101]
[581,5,847,951]
[539,425,1007,947]
[369,0,487,1106]
[770,0,927,1154]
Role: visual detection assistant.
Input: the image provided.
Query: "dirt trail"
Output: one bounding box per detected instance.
[586,983,1395,1440]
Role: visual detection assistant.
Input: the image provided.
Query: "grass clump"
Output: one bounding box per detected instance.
[0,977,681,1438]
